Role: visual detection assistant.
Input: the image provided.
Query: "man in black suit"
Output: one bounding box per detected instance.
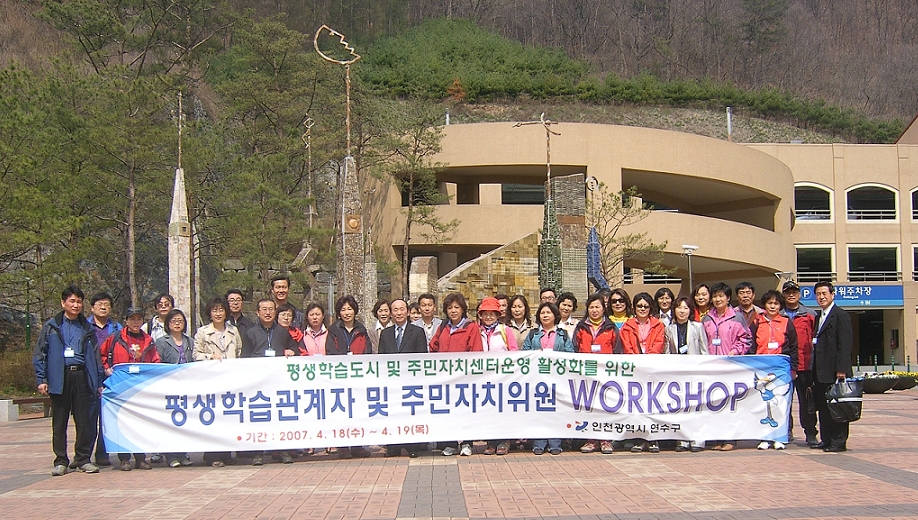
[379,299,428,457]
[811,281,853,452]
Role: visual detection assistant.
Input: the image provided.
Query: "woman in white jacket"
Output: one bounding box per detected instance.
[664,296,709,452]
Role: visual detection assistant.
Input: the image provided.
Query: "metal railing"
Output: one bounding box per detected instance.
[846,209,897,220]
[796,272,837,282]
[794,209,831,220]
[847,271,901,282]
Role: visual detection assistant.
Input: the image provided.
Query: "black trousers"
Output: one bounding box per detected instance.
[813,380,849,447]
[791,370,818,437]
[50,368,98,467]
[92,399,109,462]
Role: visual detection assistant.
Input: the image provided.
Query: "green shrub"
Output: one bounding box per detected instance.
[0,348,37,396]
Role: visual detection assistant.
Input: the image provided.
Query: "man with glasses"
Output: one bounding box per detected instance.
[225,289,254,333]
[539,287,557,304]
[87,292,121,467]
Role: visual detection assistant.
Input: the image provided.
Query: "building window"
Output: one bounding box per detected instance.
[913,246,918,281]
[846,185,897,220]
[796,247,834,282]
[794,185,831,220]
[848,246,900,281]
[501,184,544,205]
[911,189,918,220]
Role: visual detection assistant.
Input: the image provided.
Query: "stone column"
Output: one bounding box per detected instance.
[553,174,588,303]
[168,167,192,316]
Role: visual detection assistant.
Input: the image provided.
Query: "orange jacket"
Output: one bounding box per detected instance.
[619,317,666,354]
[572,319,618,354]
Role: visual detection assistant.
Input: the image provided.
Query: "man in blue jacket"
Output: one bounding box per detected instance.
[33,285,105,476]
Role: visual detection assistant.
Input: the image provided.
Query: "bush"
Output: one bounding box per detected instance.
[0,348,36,396]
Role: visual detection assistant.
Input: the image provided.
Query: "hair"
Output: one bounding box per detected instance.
[90,292,113,306]
[735,281,755,293]
[710,282,732,300]
[442,292,468,317]
[653,287,675,307]
[691,284,711,304]
[276,302,295,316]
[270,275,291,288]
[508,294,531,326]
[539,287,557,299]
[557,291,577,311]
[607,288,632,316]
[632,292,657,315]
[256,297,275,310]
[760,290,785,309]
[335,295,360,319]
[390,298,407,309]
[596,288,612,299]
[204,297,229,322]
[582,294,607,320]
[372,299,390,317]
[164,308,187,334]
[407,302,420,314]
[154,293,175,307]
[61,285,84,301]
[495,293,509,303]
[417,293,437,306]
[225,288,244,301]
[672,296,696,321]
[536,302,561,326]
[814,281,834,293]
[305,302,326,326]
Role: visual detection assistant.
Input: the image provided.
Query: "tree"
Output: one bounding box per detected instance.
[362,99,457,298]
[585,183,669,286]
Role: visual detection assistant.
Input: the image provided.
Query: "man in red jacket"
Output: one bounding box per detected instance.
[781,281,818,447]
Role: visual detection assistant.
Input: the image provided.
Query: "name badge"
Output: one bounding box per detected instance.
[264,348,275,357]
[712,338,722,346]
[679,344,689,354]
[767,341,780,351]
[63,347,75,358]
[128,365,140,374]
[591,344,601,353]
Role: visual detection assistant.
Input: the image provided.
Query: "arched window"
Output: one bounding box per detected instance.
[846,184,897,220]
[794,184,831,221]
[910,188,918,220]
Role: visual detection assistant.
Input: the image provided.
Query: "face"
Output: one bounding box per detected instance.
[588,299,604,320]
[271,280,289,302]
[694,288,710,307]
[61,295,84,320]
[674,301,691,323]
[419,298,435,318]
[783,289,800,307]
[540,291,556,304]
[210,305,227,325]
[479,310,499,327]
[737,287,755,307]
[168,314,185,334]
[538,306,556,328]
[276,309,293,327]
[815,286,834,309]
[390,300,408,325]
[609,295,627,315]
[338,302,356,324]
[156,296,173,318]
[711,291,729,312]
[227,293,244,315]
[409,306,422,322]
[446,302,463,323]
[497,298,508,318]
[511,299,526,320]
[125,314,144,333]
[634,299,651,319]
[91,299,111,320]
[656,293,672,312]
[558,298,573,319]
[375,303,390,323]
[764,297,781,316]
[307,307,324,329]
[257,301,276,325]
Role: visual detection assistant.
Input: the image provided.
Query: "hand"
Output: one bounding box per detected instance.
[836,371,846,380]
[98,387,104,397]
[791,371,798,380]
[284,349,296,357]
[212,351,223,361]
[37,383,48,395]
[104,368,113,377]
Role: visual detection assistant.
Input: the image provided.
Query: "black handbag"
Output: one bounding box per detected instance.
[826,377,863,423]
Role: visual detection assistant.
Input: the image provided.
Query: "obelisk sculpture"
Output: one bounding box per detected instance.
[168,93,192,318]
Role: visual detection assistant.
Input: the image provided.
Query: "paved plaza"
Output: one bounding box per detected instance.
[2,389,918,520]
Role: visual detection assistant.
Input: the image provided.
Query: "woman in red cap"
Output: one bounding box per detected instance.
[477,297,518,455]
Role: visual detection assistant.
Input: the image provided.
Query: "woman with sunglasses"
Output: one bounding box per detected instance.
[619,293,666,453]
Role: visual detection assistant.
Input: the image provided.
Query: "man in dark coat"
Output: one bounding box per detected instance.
[379,299,428,457]
[811,281,854,452]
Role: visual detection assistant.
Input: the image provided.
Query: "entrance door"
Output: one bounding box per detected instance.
[856,310,884,365]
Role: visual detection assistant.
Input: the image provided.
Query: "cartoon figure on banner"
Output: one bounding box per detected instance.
[754,372,791,427]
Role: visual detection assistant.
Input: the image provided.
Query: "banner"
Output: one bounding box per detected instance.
[101,352,792,453]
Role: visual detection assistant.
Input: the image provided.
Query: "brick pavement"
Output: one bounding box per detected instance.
[2,390,918,519]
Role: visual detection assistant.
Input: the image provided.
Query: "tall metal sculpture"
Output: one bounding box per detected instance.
[168,92,192,321]
[514,114,562,290]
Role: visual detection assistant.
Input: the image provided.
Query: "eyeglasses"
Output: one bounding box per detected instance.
[227,298,243,303]
[169,318,185,324]
[610,299,626,304]
[157,301,172,308]
[635,304,651,309]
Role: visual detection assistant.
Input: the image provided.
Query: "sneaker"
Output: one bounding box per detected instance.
[757,441,770,450]
[483,446,496,456]
[77,462,99,473]
[720,442,735,451]
[95,458,112,467]
[51,465,67,476]
[459,443,472,456]
[630,444,643,453]
[280,452,294,464]
[409,452,419,458]
[532,447,544,455]
[150,454,163,463]
[550,448,561,455]
[327,447,338,455]
[169,460,182,468]
[496,442,510,456]
[774,441,786,450]
[648,443,660,453]
[120,461,132,471]
[136,460,152,470]
[805,434,819,447]
[675,443,688,453]
[580,442,596,453]
[600,441,614,454]
[211,461,226,467]
[181,457,193,466]
[690,445,703,453]
[441,446,457,456]
[252,456,264,466]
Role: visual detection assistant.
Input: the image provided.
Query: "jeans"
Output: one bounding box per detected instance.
[533,438,561,451]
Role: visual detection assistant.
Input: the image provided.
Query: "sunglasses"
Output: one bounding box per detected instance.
[610,299,626,304]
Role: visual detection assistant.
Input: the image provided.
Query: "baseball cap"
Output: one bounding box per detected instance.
[782,281,800,292]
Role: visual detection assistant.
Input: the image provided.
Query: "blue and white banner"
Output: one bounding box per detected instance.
[101,352,792,452]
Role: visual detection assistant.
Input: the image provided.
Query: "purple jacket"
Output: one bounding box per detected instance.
[701,306,751,356]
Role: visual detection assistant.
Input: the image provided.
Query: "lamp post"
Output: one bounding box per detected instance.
[682,245,698,291]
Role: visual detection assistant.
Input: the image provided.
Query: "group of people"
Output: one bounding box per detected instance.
[33,275,852,476]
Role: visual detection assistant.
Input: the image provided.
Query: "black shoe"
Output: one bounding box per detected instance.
[409,452,419,458]
[805,435,819,447]
[810,442,827,449]
[95,458,112,467]
[823,445,847,452]
[385,448,401,457]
